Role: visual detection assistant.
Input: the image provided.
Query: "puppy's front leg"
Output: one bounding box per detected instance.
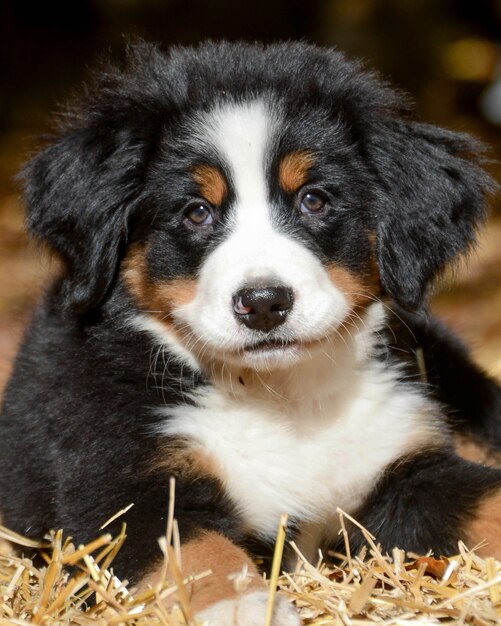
[143,532,300,625]
[349,450,501,559]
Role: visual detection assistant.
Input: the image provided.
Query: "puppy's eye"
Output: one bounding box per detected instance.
[299,192,326,215]
[185,204,214,226]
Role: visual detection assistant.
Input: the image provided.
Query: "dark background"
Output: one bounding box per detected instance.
[1,0,500,389]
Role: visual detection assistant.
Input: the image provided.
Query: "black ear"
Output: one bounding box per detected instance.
[21,125,148,314]
[371,120,495,310]
[19,43,168,314]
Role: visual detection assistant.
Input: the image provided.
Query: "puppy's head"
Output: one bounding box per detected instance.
[22,41,494,371]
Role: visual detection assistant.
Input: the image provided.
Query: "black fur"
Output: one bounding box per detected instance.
[0,295,240,577]
[371,121,493,310]
[388,306,501,447]
[1,41,501,586]
[349,451,501,556]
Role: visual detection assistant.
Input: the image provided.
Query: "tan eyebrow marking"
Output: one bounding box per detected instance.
[278,150,315,193]
[192,164,227,206]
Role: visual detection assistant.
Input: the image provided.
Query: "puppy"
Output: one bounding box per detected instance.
[1,41,501,624]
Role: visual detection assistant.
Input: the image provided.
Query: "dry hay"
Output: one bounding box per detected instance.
[0,503,500,626]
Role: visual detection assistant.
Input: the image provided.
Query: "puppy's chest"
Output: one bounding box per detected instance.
[160,378,432,542]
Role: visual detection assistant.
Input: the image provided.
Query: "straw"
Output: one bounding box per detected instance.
[0,508,500,624]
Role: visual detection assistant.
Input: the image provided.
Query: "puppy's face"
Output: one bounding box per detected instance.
[125,98,378,370]
[22,42,491,371]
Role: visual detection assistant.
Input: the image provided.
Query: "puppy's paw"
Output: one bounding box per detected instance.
[196,590,301,625]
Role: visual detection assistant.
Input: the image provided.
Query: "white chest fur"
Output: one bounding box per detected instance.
[158,355,439,546]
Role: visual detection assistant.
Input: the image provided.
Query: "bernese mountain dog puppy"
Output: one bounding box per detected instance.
[1,41,501,624]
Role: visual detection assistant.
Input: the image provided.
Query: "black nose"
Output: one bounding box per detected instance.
[233,286,294,332]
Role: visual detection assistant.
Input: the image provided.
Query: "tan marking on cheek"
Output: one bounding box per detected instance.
[122,244,196,326]
[155,280,197,310]
[467,489,501,559]
[122,244,153,303]
[327,265,373,308]
[139,532,265,613]
[193,164,227,206]
[278,150,315,193]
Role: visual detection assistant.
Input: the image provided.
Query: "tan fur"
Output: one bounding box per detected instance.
[193,164,227,206]
[278,150,315,193]
[151,440,221,479]
[327,264,379,307]
[157,280,197,309]
[141,532,265,614]
[455,436,501,467]
[122,244,196,328]
[467,490,501,558]
[367,231,377,250]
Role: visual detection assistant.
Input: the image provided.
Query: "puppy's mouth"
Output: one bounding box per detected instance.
[243,338,298,352]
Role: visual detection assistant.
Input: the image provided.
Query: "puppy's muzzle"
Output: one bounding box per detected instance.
[233,285,294,332]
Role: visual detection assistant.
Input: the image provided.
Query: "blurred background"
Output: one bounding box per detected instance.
[0,0,500,392]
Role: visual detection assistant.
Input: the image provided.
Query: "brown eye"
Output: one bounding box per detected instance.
[185,204,214,226]
[299,192,326,214]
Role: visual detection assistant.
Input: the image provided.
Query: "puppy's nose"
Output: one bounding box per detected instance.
[233,286,294,332]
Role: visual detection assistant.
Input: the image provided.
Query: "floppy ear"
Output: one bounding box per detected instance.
[371,120,495,310]
[20,125,147,314]
[18,41,172,315]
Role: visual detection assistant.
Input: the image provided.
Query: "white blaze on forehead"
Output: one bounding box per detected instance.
[203,100,275,230]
